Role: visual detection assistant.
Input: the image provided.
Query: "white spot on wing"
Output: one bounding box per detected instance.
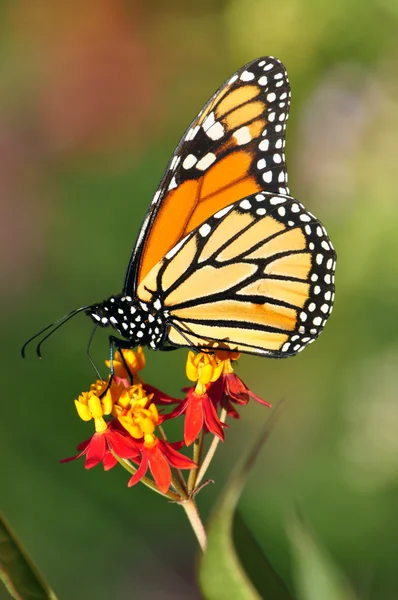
[240,70,255,81]
[202,112,215,130]
[239,199,252,210]
[185,125,200,141]
[166,235,189,259]
[182,154,198,169]
[269,196,286,206]
[169,155,180,170]
[257,158,266,169]
[152,190,161,205]
[206,121,224,140]
[214,205,233,219]
[196,152,217,171]
[199,223,211,237]
[262,171,272,183]
[168,176,177,190]
[233,126,252,145]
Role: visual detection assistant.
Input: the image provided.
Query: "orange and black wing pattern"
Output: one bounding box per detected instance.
[124,57,291,293]
[137,192,336,357]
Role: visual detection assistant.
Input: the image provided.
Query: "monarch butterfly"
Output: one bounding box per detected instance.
[23,56,336,361]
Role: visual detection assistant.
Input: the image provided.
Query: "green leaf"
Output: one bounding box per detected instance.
[234,512,295,600]
[0,511,57,600]
[198,404,293,600]
[288,514,358,600]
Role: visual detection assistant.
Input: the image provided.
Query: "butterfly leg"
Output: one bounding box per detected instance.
[97,335,136,397]
[108,334,139,381]
[168,321,211,354]
[169,320,234,355]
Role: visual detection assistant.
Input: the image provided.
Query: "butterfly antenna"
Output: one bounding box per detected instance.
[21,305,90,359]
[86,324,102,381]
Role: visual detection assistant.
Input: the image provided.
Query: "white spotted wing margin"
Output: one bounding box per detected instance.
[136,191,336,358]
[123,56,291,295]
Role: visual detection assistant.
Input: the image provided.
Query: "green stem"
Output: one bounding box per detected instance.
[169,473,189,500]
[187,431,204,493]
[181,498,207,551]
[195,409,227,488]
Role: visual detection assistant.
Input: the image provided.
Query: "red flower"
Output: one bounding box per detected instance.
[128,438,196,494]
[61,423,139,470]
[209,373,271,419]
[168,387,225,446]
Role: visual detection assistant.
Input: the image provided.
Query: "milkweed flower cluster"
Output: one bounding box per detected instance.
[63,347,271,498]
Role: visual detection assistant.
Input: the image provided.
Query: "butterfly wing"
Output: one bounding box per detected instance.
[123,56,291,294]
[136,192,336,357]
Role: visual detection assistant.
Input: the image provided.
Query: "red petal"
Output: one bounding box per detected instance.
[106,430,140,459]
[76,437,93,451]
[128,451,149,487]
[148,445,172,494]
[164,399,188,421]
[103,451,118,471]
[184,393,204,446]
[181,385,194,393]
[248,389,272,407]
[223,399,241,419]
[207,377,224,406]
[202,395,224,441]
[85,433,107,469]
[168,440,185,451]
[143,383,181,405]
[159,440,196,469]
[226,374,271,407]
[60,448,88,464]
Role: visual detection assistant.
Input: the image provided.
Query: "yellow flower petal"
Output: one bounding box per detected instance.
[186,350,198,381]
[136,346,146,371]
[118,389,132,409]
[74,399,93,421]
[139,416,156,435]
[118,417,143,439]
[198,361,214,385]
[210,360,224,382]
[88,394,104,418]
[101,389,114,415]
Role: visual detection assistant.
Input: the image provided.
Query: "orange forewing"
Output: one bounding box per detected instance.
[138,151,262,283]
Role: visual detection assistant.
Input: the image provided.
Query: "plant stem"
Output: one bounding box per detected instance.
[195,409,227,488]
[170,473,189,500]
[187,431,204,493]
[181,498,207,551]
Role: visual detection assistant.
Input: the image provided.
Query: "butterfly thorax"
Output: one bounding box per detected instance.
[87,294,169,350]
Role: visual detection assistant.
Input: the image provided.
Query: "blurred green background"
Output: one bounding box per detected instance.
[1,0,398,598]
